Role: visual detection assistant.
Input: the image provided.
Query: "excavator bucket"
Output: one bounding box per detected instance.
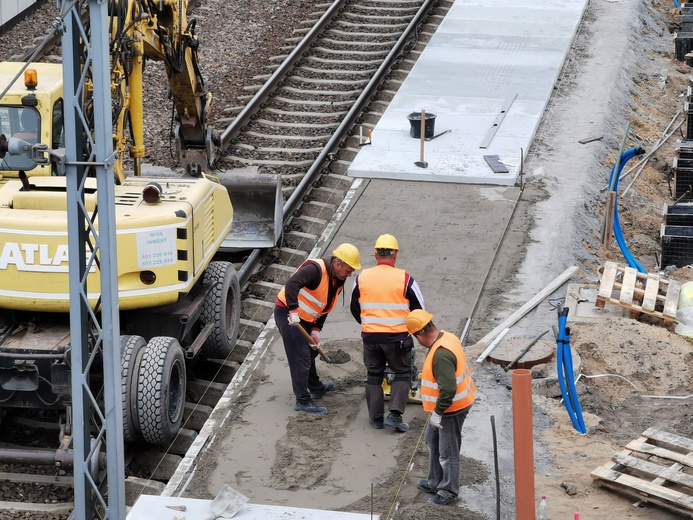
[215,170,283,251]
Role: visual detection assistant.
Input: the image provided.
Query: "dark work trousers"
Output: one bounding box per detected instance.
[274,305,323,405]
[363,338,413,421]
[424,406,471,499]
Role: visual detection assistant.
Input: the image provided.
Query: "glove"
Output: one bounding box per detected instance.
[288,309,300,326]
[310,328,321,346]
[429,412,443,430]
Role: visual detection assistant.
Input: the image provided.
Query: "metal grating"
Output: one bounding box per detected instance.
[661,224,693,268]
[663,203,693,227]
[673,148,693,200]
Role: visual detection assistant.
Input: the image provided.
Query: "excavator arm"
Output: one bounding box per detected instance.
[109,0,212,181]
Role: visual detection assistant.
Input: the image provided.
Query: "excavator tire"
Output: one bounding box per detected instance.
[120,334,147,442]
[200,260,241,359]
[137,337,186,445]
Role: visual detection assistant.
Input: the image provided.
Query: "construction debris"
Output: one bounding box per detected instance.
[596,262,680,327]
[592,428,693,517]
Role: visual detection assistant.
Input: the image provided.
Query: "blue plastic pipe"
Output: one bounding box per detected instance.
[556,307,586,434]
[608,147,646,273]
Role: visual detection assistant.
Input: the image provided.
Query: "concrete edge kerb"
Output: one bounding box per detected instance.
[163,176,365,498]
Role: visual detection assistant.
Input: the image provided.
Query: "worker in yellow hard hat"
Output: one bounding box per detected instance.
[406,309,475,506]
[350,234,425,432]
[275,243,361,415]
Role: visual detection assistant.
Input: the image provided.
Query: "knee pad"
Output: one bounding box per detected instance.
[393,374,411,384]
[367,372,384,385]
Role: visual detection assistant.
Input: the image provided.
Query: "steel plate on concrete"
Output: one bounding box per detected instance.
[487,337,555,369]
[565,283,629,324]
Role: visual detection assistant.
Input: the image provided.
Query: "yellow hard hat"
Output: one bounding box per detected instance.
[333,243,361,269]
[406,309,433,334]
[374,233,399,251]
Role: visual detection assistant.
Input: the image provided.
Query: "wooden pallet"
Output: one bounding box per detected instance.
[591,428,693,517]
[595,261,680,326]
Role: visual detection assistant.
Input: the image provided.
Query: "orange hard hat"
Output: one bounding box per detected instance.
[406,309,433,334]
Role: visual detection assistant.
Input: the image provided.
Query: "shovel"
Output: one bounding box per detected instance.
[293,323,332,363]
[415,109,428,168]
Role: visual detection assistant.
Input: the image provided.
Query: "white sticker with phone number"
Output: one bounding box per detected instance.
[137,228,177,269]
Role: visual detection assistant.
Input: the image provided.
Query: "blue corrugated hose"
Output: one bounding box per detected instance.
[608,147,647,273]
[556,307,586,434]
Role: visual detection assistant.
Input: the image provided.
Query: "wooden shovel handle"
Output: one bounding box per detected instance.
[293,323,331,363]
[420,109,426,162]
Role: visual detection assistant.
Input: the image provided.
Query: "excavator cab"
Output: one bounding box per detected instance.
[0,63,64,180]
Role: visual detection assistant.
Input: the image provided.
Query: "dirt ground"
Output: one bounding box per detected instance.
[177,0,693,519]
[465,0,693,518]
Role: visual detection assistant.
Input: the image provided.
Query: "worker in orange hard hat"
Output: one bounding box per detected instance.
[275,243,361,415]
[350,234,425,432]
[406,309,475,506]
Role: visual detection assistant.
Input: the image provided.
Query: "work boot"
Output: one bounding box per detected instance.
[310,380,335,400]
[294,401,328,415]
[384,412,409,432]
[427,492,456,505]
[369,417,384,429]
[417,479,435,494]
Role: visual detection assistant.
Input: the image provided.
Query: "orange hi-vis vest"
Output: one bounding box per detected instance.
[421,331,475,413]
[277,259,338,323]
[358,265,410,334]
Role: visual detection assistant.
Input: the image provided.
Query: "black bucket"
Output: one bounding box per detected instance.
[407,111,436,139]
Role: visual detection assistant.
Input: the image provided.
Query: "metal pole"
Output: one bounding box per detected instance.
[91,0,127,516]
[62,0,126,517]
[62,2,91,516]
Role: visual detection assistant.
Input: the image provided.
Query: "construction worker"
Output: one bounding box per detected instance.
[274,243,361,415]
[15,109,38,142]
[406,309,475,506]
[350,234,424,432]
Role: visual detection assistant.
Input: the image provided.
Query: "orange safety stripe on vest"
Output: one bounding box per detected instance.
[277,259,338,323]
[358,265,410,334]
[421,331,475,413]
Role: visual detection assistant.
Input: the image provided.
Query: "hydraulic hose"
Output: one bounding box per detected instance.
[556,307,586,434]
[607,147,646,273]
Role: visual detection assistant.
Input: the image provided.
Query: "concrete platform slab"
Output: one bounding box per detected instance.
[128,494,378,519]
[348,0,589,185]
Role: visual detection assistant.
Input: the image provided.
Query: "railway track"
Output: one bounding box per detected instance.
[0,0,452,516]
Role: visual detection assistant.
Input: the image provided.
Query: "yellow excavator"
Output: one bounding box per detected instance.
[0,0,280,445]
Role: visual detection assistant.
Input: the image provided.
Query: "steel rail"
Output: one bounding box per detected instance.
[216,0,348,153]
[237,0,438,287]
